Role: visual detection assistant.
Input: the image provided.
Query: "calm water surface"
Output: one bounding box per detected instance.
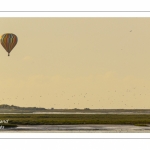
[1,124,150,133]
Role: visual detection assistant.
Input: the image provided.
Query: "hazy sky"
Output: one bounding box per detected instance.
[0,18,150,109]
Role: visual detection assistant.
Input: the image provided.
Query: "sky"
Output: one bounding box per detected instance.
[0,18,150,109]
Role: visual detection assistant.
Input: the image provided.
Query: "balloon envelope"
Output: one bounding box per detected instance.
[1,33,18,56]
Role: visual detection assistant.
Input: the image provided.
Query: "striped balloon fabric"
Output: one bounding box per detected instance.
[1,33,18,56]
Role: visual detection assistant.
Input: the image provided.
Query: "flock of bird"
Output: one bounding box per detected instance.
[1,30,149,109]
[0,84,148,109]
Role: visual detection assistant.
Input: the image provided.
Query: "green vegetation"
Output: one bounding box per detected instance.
[0,104,46,113]
[0,124,17,128]
[1,104,150,114]
[0,114,150,126]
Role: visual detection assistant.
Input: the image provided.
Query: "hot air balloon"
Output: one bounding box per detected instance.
[1,33,18,56]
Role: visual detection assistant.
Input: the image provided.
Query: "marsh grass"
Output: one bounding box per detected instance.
[1,114,150,125]
[0,124,17,128]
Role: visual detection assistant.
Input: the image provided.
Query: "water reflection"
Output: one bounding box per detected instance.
[1,124,150,133]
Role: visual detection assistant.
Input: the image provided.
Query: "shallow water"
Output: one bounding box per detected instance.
[1,124,150,133]
[0,112,150,114]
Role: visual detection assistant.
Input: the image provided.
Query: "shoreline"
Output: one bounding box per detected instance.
[0,112,150,114]
[1,124,150,133]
